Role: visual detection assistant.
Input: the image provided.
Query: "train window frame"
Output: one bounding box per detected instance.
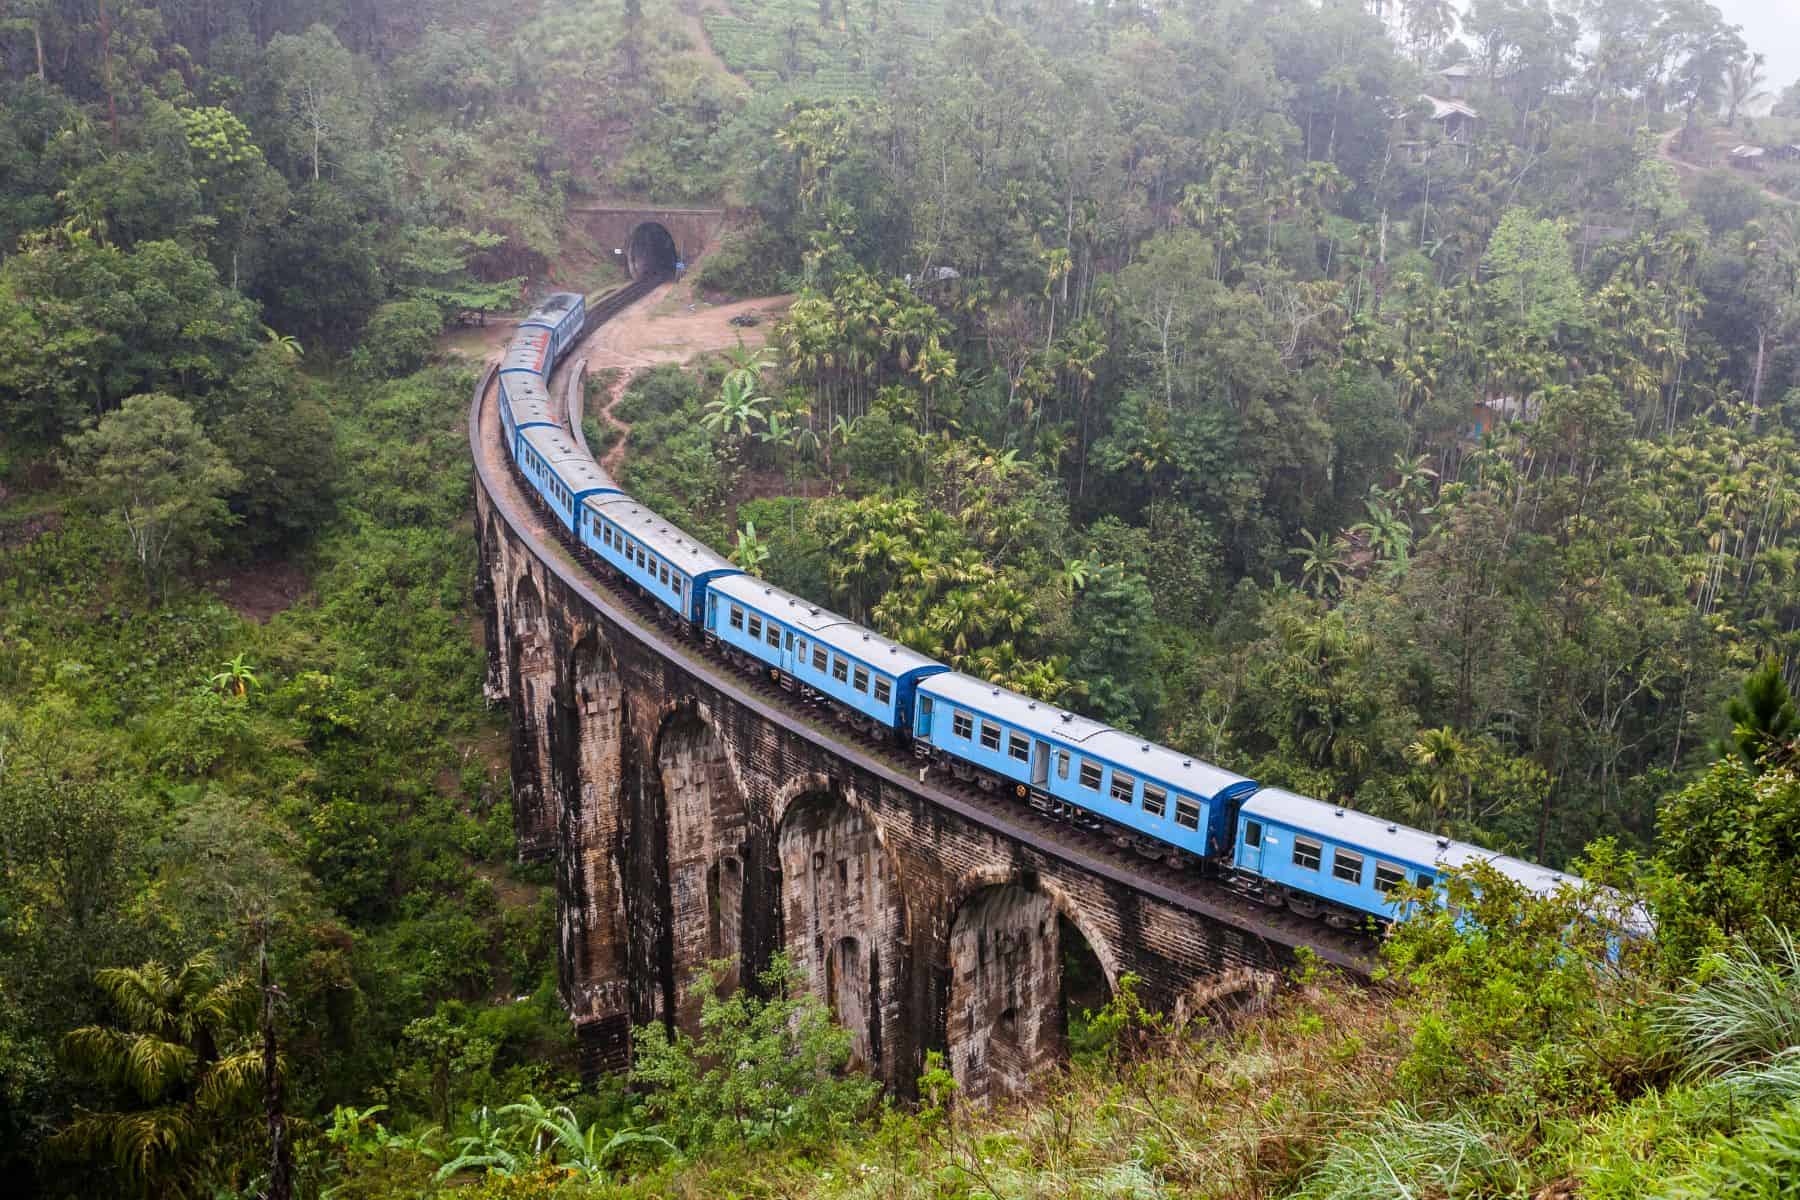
[1174,798,1201,830]
[979,721,1001,751]
[1110,771,1135,805]
[747,614,763,640]
[1244,820,1263,848]
[764,623,780,649]
[796,638,807,660]
[1332,849,1365,884]
[1293,837,1323,872]
[873,677,892,704]
[1078,760,1102,790]
[1142,785,1167,817]
[952,710,974,740]
[1056,751,1070,779]
[1007,733,1030,763]
[1416,871,1436,890]
[853,666,869,693]
[729,605,744,631]
[1374,862,1407,894]
[831,657,849,684]
[812,646,828,672]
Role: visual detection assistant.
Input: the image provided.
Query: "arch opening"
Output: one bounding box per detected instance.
[944,883,1112,1103]
[627,221,678,279]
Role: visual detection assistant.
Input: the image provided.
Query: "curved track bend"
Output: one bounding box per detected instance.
[471,283,1378,976]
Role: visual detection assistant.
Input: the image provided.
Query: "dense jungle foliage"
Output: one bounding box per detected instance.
[6,0,1800,1198]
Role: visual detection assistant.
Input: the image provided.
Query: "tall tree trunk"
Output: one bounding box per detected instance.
[1751,326,1768,432]
[99,0,119,147]
[35,20,46,81]
[261,928,292,1200]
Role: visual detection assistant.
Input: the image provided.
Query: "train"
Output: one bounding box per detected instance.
[496,289,1585,935]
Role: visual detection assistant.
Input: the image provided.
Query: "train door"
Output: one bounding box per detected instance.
[1239,818,1265,871]
[1031,740,1050,789]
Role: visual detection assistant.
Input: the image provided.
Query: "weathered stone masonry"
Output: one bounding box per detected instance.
[473,376,1352,1099]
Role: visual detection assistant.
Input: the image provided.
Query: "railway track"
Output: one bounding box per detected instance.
[474,283,1380,976]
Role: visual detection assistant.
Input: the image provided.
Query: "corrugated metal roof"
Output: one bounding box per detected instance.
[587,498,736,573]
[531,293,583,318]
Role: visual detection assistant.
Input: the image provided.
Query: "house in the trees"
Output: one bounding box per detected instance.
[1730,144,1768,171]
[1437,62,1476,99]
[1397,94,1480,164]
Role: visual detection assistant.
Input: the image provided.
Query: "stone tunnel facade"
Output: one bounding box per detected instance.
[474,464,1305,1099]
[569,206,729,279]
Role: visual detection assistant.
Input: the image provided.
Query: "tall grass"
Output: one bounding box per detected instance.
[1660,1099,1800,1200]
[1657,924,1800,1076]
[1288,1107,1524,1200]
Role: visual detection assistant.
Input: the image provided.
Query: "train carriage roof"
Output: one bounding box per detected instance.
[502,329,552,375]
[519,427,616,496]
[528,292,583,320]
[586,498,737,576]
[708,574,942,675]
[918,671,1110,742]
[1244,788,1579,896]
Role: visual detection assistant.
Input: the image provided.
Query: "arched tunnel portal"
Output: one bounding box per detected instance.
[627,222,679,280]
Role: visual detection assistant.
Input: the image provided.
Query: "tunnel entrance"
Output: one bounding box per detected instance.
[627,222,678,279]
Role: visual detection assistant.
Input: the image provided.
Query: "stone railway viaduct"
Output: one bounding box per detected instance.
[472,278,1372,1100]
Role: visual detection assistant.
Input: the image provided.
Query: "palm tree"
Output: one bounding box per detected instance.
[1725,52,1766,128]
[53,953,261,1199]
[1404,726,1473,829]
[1719,659,1798,772]
[1290,529,1350,598]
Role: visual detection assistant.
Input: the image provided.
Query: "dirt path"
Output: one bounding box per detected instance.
[1659,126,1795,206]
[563,275,793,474]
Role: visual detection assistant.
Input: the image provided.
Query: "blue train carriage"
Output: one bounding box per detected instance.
[1233,789,1462,928]
[498,370,555,457]
[516,427,620,534]
[704,575,947,736]
[582,497,740,624]
[521,292,587,364]
[912,672,1256,863]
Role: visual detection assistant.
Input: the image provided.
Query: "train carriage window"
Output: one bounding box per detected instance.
[637,547,647,568]
[952,711,974,740]
[1056,751,1070,779]
[1416,871,1436,890]
[1244,820,1263,847]
[1174,798,1201,830]
[765,623,780,649]
[1110,771,1135,805]
[1142,785,1167,817]
[832,657,849,683]
[873,677,892,704]
[1007,733,1030,762]
[1332,849,1365,884]
[1374,863,1407,894]
[747,615,762,639]
[785,632,794,650]
[796,639,806,659]
[1078,760,1102,790]
[729,605,744,631]
[1293,838,1323,872]
[979,721,1001,751]
[812,646,828,672]
[852,666,869,693]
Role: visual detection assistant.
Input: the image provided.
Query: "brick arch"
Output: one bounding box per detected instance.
[941,869,1120,1103]
[776,783,909,1081]
[652,705,751,1026]
[942,865,1121,995]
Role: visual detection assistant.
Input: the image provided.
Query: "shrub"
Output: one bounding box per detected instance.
[356,299,445,379]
